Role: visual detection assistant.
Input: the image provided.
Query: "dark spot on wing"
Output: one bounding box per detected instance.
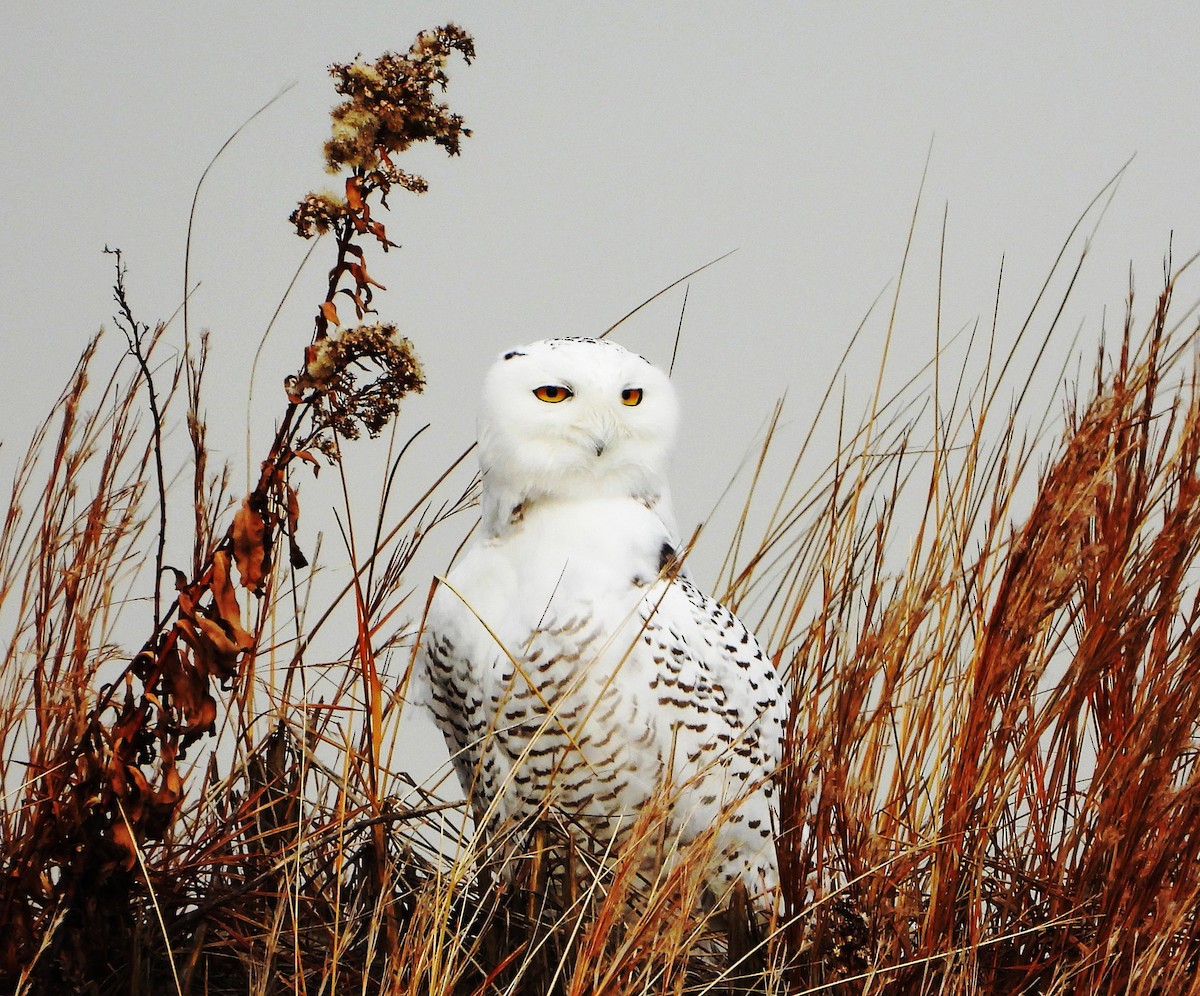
[503,350,525,360]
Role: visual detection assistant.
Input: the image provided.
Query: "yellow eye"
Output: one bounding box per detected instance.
[621,387,643,407]
[534,384,572,403]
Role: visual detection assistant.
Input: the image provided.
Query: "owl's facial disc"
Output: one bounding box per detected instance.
[478,338,679,513]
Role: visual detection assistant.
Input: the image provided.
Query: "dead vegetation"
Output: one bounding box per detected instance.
[3,22,1200,995]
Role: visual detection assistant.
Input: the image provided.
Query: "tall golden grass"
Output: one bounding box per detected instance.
[4,23,1200,995]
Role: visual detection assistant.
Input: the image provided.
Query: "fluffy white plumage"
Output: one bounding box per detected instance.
[419,337,786,900]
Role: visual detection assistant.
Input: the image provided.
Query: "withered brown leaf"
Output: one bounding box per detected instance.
[231,497,269,591]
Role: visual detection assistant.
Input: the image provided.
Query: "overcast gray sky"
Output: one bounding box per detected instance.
[4,4,1199,791]
[6,4,1199,505]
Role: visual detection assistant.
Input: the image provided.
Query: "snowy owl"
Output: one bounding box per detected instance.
[419,337,787,901]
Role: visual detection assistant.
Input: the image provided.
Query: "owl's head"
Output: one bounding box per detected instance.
[477,337,679,535]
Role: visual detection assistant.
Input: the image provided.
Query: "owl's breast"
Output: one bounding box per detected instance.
[466,497,668,620]
[426,496,671,707]
[425,495,673,812]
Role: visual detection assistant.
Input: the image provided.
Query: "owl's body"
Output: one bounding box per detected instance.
[420,338,785,899]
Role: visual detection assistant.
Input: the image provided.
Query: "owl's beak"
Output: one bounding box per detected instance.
[583,414,616,458]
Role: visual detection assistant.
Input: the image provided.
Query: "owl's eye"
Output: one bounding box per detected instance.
[533,384,573,403]
[621,388,644,407]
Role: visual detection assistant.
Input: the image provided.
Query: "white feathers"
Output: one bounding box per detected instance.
[420,337,786,900]
[477,338,679,538]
